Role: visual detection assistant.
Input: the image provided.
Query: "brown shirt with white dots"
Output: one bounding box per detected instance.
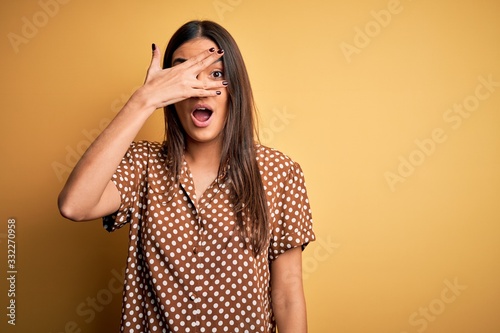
[104,141,315,333]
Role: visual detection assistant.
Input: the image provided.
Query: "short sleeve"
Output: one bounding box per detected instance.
[103,141,149,232]
[269,161,315,261]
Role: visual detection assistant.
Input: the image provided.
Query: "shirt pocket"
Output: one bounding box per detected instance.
[148,170,176,206]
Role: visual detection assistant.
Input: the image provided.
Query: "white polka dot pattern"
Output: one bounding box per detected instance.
[103,141,315,333]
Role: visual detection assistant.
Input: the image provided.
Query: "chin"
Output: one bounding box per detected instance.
[187,132,221,145]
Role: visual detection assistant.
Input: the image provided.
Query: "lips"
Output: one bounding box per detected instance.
[191,104,213,128]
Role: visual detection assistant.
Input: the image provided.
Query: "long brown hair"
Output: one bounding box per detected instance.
[162,20,268,256]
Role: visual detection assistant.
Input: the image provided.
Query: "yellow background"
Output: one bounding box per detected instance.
[1,0,499,332]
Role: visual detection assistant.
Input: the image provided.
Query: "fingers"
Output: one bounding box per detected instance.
[142,44,227,107]
[178,47,227,97]
[190,89,223,99]
[182,78,227,100]
[182,47,224,73]
[191,76,228,90]
[150,43,161,70]
[144,43,161,83]
[164,87,223,107]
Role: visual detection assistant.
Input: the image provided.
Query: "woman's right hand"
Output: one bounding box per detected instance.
[134,44,226,111]
[58,43,227,221]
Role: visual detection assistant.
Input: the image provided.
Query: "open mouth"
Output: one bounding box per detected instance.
[192,107,213,122]
[191,105,213,127]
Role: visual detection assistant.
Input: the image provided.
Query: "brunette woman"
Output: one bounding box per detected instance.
[59,20,315,333]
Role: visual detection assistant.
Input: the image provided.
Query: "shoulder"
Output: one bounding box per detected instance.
[129,140,164,152]
[255,143,294,163]
[126,141,165,159]
[255,143,292,162]
[118,141,166,172]
[254,144,304,180]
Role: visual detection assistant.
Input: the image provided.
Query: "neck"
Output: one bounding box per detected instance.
[184,139,223,170]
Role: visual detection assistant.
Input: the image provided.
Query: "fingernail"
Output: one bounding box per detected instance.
[152,43,156,51]
[209,47,215,52]
[222,81,229,86]
[216,91,222,95]
[217,49,224,54]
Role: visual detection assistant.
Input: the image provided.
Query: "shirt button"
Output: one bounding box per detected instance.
[193,247,197,254]
[189,292,196,301]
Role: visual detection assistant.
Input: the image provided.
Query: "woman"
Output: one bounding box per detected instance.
[59,20,315,333]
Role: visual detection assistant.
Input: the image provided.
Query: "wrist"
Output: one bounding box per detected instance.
[126,87,158,117]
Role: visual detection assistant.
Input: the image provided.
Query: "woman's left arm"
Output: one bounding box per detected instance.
[271,246,308,333]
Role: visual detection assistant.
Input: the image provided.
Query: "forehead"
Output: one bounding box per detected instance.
[172,37,218,60]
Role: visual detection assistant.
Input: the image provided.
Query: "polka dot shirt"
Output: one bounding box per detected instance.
[103,141,315,333]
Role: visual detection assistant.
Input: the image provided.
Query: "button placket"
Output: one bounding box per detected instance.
[190,209,206,331]
[181,162,230,331]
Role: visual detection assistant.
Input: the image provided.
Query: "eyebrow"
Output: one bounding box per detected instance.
[172,57,223,66]
[172,58,187,66]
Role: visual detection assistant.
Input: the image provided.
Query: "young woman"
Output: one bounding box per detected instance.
[58,20,315,333]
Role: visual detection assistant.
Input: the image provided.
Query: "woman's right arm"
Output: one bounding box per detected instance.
[58,44,226,221]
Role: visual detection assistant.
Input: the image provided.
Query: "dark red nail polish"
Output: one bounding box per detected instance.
[209,47,215,52]
[222,81,228,86]
[217,49,224,54]
[152,43,156,51]
[216,91,222,95]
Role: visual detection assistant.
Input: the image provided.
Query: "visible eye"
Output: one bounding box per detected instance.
[211,70,224,79]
